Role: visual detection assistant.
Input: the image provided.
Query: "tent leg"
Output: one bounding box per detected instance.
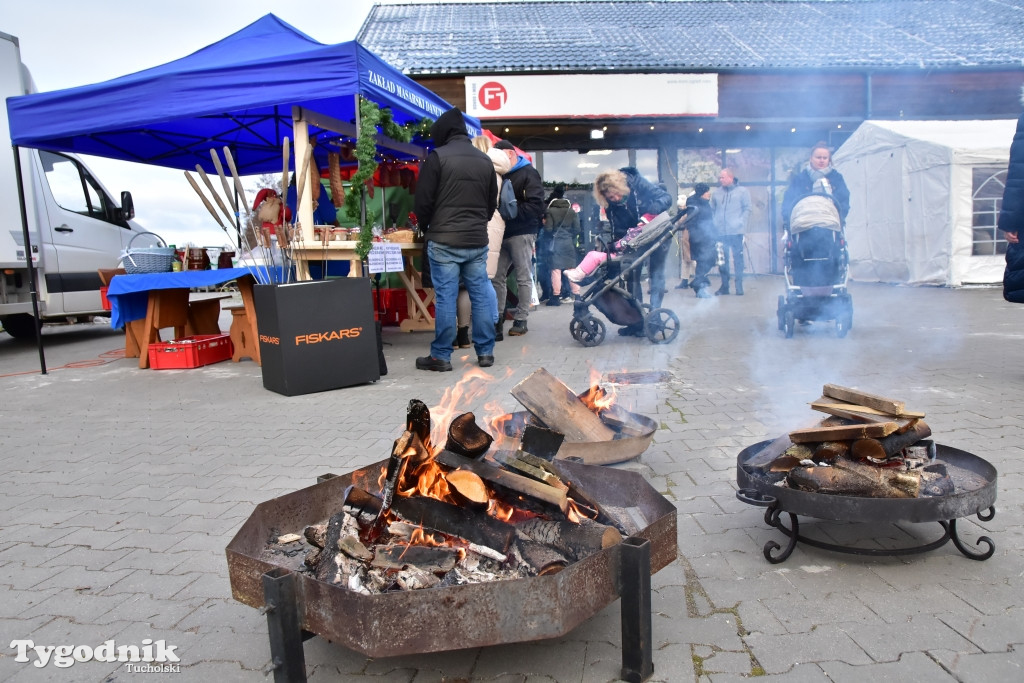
[11,145,46,374]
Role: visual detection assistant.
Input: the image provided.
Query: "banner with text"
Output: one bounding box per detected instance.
[465,73,718,119]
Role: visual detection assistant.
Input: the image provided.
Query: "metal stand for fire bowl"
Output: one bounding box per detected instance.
[258,538,655,683]
[735,441,997,564]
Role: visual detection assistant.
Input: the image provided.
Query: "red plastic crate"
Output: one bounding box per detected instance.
[372,288,434,327]
[148,334,233,369]
[100,286,111,311]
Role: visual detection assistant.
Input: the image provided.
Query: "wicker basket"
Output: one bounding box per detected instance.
[122,232,177,274]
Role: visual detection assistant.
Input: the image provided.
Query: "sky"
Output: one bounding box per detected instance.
[1,0,440,249]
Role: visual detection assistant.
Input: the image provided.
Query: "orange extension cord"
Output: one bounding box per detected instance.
[0,348,125,378]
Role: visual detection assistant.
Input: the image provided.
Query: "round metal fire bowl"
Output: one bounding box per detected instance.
[499,406,657,466]
[736,440,997,524]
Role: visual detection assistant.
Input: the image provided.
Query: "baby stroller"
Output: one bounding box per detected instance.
[569,210,692,347]
[776,192,853,338]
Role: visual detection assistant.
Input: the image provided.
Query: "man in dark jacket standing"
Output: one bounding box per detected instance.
[414,107,498,371]
[491,140,546,337]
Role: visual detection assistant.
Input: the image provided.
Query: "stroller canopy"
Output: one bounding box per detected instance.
[789,195,842,234]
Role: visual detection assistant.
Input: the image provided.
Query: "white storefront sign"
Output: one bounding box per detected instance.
[465,73,718,119]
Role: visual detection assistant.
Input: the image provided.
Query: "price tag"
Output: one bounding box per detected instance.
[367,243,405,273]
[383,243,404,272]
[367,244,386,274]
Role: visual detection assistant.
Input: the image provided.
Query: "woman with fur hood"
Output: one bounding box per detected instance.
[454,136,512,347]
[999,91,1024,303]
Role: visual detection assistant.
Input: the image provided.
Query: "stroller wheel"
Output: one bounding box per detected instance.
[570,316,606,347]
[836,310,853,338]
[783,310,795,339]
[645,308,680,344]
[776,295,786,331]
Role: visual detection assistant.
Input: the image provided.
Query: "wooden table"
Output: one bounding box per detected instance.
[105,268,262,369]
[292,241,434,332]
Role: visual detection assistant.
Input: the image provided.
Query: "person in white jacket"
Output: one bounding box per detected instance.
[454,137,511,348]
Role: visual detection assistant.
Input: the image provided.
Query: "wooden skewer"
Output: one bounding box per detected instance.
[221,147,248,208]
[195,164,235,226]
[183,171,226,229]
[280,137,290,204]
[293,141,314,215]
[209,149,238,215]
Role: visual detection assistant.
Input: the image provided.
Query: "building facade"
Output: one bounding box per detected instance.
[359,0,1024,273]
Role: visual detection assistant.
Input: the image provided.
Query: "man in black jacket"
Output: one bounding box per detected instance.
[414,107,498,371]
[491,140,546,337]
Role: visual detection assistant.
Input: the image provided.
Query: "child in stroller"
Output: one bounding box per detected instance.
[563,213,661,292]
[566,210,692,346]
[776,178,853,338]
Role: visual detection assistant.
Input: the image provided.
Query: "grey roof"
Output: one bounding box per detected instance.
[356,0,1024,73]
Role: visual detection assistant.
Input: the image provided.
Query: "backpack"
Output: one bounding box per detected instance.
[498,178,518,222]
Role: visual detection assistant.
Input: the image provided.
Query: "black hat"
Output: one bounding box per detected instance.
[493,140,516,151]
[693,183,710,197]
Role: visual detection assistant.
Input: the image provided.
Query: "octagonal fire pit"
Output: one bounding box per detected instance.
[226,458,676,680]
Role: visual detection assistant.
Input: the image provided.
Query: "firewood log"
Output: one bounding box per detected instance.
[304,523,327,549]
[515,517,622,561]
[445,411,494,458]
[364,431,415,543]
[821,384,910,416]
[406,400,432,452]
[445,469,490,509]
[435,450,569,513]
[391,495,516,552]
[516,539,568,576]
[850,420,931,461]
[789,421,898,443]
[813,441,850,463]
[510,369,616,443]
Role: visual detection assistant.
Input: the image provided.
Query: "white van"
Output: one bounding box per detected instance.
[1,30,151,338]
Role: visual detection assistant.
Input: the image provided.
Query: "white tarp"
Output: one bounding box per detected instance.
[834,119,1016,286]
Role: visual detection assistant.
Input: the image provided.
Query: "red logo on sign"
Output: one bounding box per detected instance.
[478,82,507,111]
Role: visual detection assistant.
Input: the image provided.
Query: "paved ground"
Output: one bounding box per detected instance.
[1,275,1022,682]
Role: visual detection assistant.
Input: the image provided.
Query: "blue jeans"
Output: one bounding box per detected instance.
[428,241,495,361]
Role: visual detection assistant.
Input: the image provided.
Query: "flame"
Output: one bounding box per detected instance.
[565,497,597,524]
[428,368,496,451]
[579,382,617,414]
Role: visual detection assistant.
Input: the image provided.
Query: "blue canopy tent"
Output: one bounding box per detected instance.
[6,13,481,174]
[4,14,480,374]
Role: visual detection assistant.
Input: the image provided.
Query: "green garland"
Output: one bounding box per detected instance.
[344,98,432,260]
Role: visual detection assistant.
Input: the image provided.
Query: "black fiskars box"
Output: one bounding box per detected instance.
[254,278,380,396]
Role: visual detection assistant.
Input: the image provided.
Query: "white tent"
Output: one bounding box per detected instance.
[834,119,1016,286]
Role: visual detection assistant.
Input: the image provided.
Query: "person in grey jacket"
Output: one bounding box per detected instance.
[710,168,751,295]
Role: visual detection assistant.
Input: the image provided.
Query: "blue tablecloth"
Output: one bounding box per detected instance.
[106,268,261,329]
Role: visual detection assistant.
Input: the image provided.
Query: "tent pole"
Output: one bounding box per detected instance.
[10,145,47,374]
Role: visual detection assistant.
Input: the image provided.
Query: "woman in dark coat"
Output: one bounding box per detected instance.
[683,183,718,298]
[592,168,673,334]
[781,142,851,230]
[544,190,580,305]
[1000,93,1024,303]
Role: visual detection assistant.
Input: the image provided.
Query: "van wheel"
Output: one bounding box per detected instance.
[0,314,41,339]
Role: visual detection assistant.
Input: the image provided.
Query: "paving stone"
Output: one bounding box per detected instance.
[2,282,1023,682]
[821,651,959,682]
